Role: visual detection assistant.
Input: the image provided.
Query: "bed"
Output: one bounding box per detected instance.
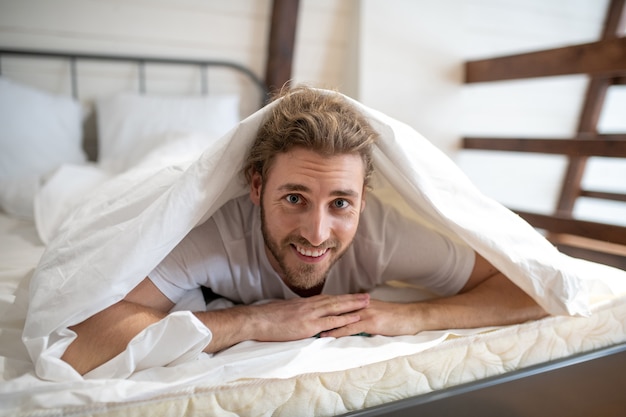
[1,45,626,417]
[1,208,625,417]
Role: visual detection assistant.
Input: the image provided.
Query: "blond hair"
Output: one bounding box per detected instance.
[243,86,379,187]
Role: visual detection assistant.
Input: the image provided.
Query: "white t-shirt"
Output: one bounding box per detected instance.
[149,194,475,304]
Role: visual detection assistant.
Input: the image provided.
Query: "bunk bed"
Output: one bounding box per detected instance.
[1,1,626,416]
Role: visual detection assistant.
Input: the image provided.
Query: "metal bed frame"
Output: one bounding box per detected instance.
[0,47,269,103]
[343,342,626,416]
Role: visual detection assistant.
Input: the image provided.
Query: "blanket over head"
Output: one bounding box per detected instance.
[23,89,626,382]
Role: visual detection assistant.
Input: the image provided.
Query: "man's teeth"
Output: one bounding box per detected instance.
[296,246,327,257]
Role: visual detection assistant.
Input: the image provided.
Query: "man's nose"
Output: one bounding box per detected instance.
[301,207,331,246]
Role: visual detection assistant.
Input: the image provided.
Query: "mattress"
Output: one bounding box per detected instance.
[1,211,626,416]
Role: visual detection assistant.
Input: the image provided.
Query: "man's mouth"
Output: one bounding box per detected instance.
[294,244,329,258]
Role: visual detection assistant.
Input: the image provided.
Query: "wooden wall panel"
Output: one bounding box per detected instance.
[0,0,270,65]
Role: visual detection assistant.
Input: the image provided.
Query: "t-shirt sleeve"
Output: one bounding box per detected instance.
[148,218,228,304]
[360,197,475,297]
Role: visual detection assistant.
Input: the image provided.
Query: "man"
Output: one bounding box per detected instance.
[62,87,545,375]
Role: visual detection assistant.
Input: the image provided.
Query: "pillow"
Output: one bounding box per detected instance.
[96,92,240,173]
[0,176,39,218]
[0,78,86,218]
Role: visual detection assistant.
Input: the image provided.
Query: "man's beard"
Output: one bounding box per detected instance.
[259,196,349,292]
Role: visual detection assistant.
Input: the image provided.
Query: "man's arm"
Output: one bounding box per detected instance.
[61,278,370,375]
[61,278,173,375]
[320,253,548,338]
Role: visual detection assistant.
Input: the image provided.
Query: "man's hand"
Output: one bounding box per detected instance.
[319,299,419,338]
[198,293,371,352]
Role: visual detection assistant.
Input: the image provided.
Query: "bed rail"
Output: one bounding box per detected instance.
[0,47,269,104]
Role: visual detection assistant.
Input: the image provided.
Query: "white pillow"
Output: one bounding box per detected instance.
[0,78,86,217]
[96,92,240,173]
[0,176,39,218]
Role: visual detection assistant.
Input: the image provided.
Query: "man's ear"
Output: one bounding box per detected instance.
[249,172,262,206]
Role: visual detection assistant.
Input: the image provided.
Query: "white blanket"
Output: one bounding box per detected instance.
[23,90,626,383]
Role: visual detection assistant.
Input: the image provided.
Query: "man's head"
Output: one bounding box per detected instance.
[243,86,379,190]
[243,87,380,295]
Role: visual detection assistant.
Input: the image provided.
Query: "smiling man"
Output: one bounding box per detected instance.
[61,86,546,375]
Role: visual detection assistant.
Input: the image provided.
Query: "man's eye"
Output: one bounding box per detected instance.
[286,194,301,204]
[333,199,350,209]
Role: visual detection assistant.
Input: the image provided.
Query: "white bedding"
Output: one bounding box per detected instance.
[0,199,498,413]
[2,210,626,416]
[2,89,626,416]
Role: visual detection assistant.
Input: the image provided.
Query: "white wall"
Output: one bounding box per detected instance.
[358,0,465,155]
[357,0,626,225]
[292,0,358,92]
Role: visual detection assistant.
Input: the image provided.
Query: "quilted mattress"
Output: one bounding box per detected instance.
[15,295,626,416]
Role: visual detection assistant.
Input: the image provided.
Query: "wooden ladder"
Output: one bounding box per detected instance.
[462,0,626,270]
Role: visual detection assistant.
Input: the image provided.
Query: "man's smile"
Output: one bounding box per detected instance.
[292,244,330,261]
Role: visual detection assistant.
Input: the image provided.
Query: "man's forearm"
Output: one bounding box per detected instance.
[195,306,256,353]
[417,272,547,331]
[61,300,167,375]
[62,301,247,374]
[320,273,547,338]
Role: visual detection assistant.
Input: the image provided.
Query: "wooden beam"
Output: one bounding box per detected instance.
[514,210,626,246]
[577,78,613,135]
[464,37,626,83]
[264,0,300,95]
[462,136,626,157]
[549,232,626,270]
[555,244,626,270]
[603,0,626,39]
[555,0,625,216]
[580,190,626,203]
[551,233,626,257]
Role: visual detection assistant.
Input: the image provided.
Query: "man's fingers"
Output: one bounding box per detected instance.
[317,293,370,316]
[319,322,362,338]
[311,293,369,336]
[320,313,361,334]
[253,293,370,341]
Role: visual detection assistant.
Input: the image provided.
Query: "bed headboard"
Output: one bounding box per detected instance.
[0,48,268,100]
[0,47,269,160]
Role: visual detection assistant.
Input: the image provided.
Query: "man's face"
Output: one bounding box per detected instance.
[250,147,366,295]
